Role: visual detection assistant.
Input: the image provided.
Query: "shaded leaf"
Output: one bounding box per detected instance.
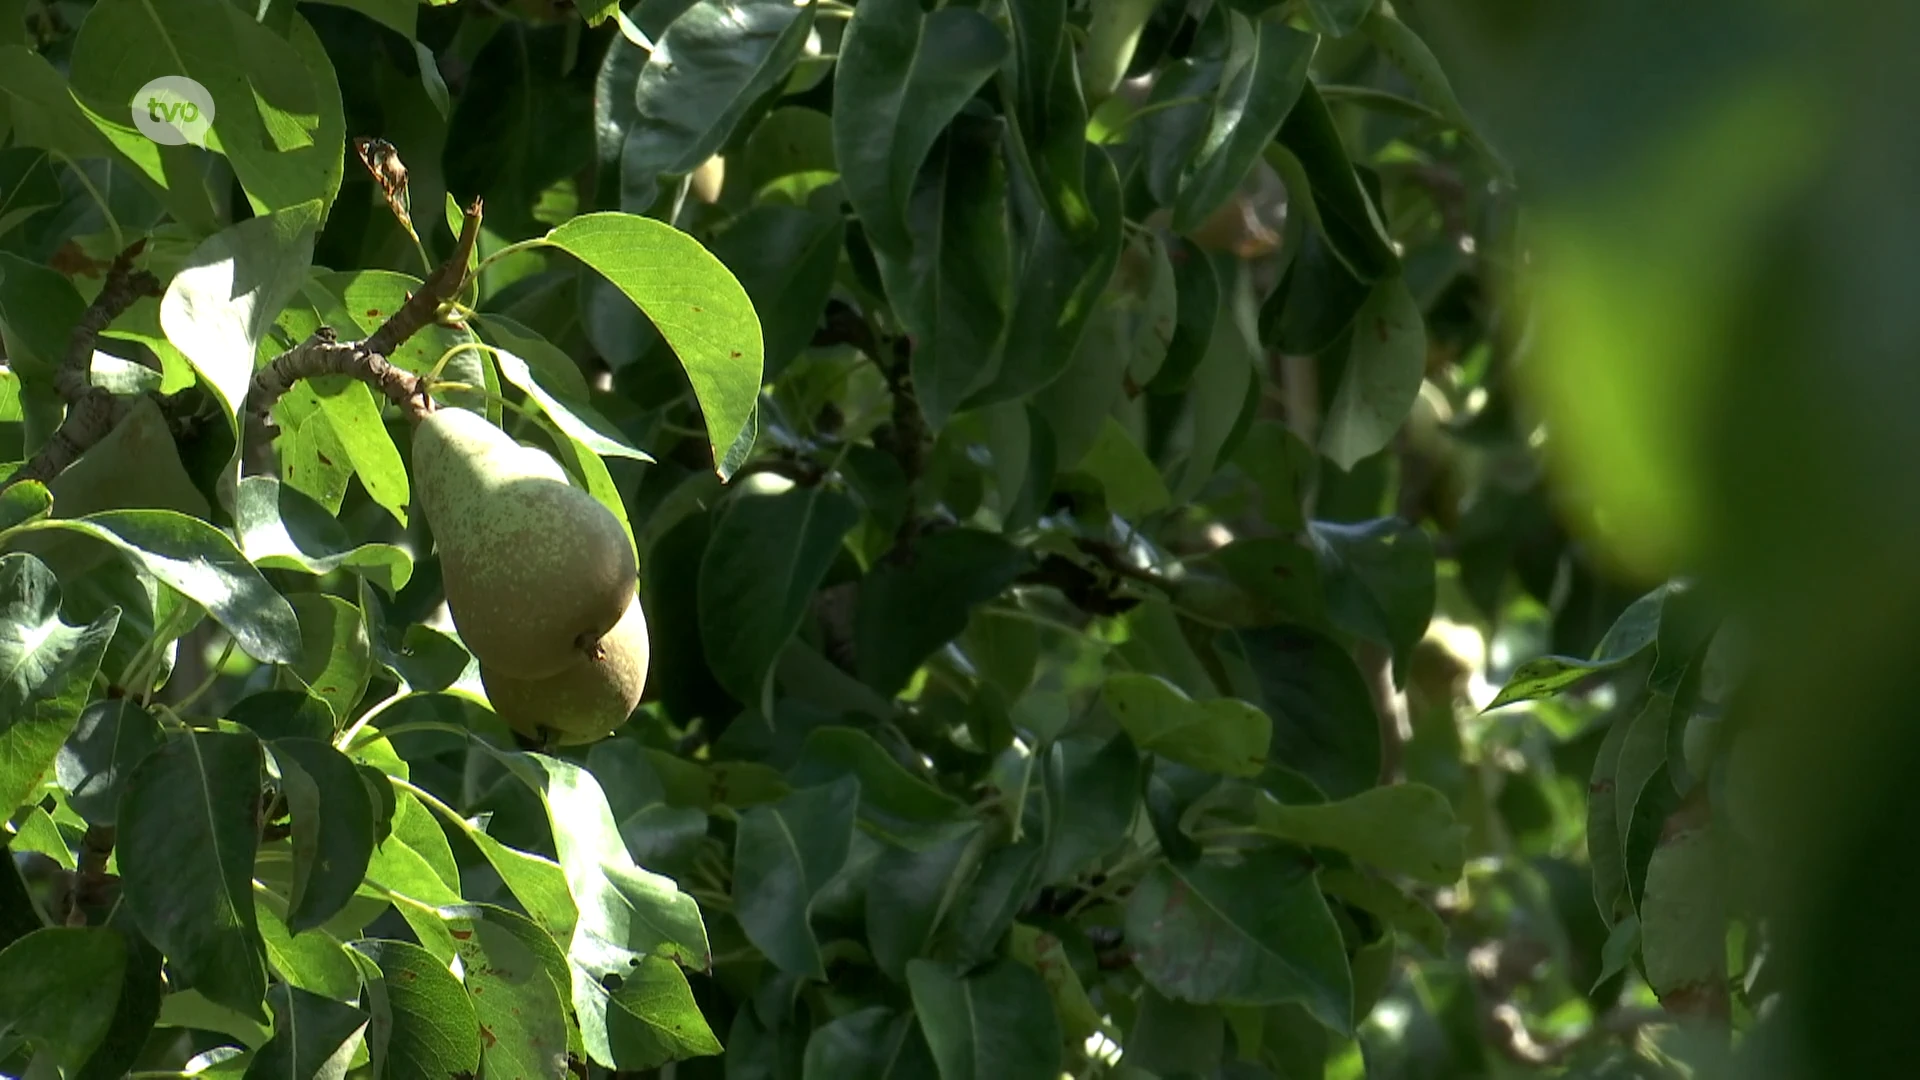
[1249,783,1466,886]
[789,727,967,845]
[242,983,369,1080]
[1103,673,1270,778]
[0,927,126,1072]
[734,777,860,979]
[1224,625,1381,799]
[699,487,858,703]
[906,957,1062,1080]
[1320,275,1426,471]
[1126,850,1352,1031]
[117,731,267,1018]
[1171,21,1316,232]
[1309,517,1436,683]
[271,738,378,933]
[1040,733,1144,883]
[854,528,1029,697]
[865,821,983,982]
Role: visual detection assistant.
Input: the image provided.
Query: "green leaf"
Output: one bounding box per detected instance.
[878,120,1013,429]
[70,0,345,216]
[906,957,1062,1080]
[234,477,412,595]
[1007,923,1103,1042]
[307,0,417,38]
[1171,262,1260,501]
[0,251,82,381]
[789,727,968,844]
[1639,809,1726,1009]
[242,983,369,1080]
[1126,851,1352,1031]
[293,270,490,417]
[619,0,819,203]
[1224,625,1381,799]
[0,927,127,1072]
[1127,985,1223,1076]
[271,738,378,933]
[160,201,324,439]
[865,821,982,982]
[1171,21,1316,232]
[1320,275,1427,471]
[969,149,1125,407]
[442,904,573,1080]
[354,939,481,1080]
[510,753,710,970]
[0,554,118,815]
[1040,733,1144,883]
[854,529,1029,697]
[480,323,651,463]
[255,894,360,1002]
[1275,81,1395,281]
[707,205,846,381]
[833,0,1009,258]
[6,510,301,663]
[1358,11,1509,183]
[1587,710,1633,923]
[73,928,164,1080]
[284,595,372,723]
[542,213,764,479]
[1145,238,1222,394]
[1317,867,1447,956]
[297,378,410,529]
[1309,517,1436,683]
[1002,0,1093,237]
[117,730,268,1019]
[699,486,859,704]
[1304,0,1376,36]
[591,953,724,1070]
[1103,673,1270,778]
[1072,417,1172,519]
[733,777,860,979]
[803,1007,935,1080]
[948,833,1045,964]
[1249,783,1466,886]
[55,699,161,827]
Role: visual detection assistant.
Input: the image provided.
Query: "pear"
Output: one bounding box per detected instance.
[481,593,650,746]
[412,406,636,679]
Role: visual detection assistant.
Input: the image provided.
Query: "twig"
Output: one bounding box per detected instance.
[0,241,161,491]
[247,198,484,431]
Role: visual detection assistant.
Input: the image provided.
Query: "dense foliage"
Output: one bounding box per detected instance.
[2,0,1912,1078]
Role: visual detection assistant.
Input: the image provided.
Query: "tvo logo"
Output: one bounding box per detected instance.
[131,76,215,147]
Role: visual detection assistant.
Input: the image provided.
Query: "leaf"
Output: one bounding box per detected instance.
[802,1007,934,1080]
[1317,867,1447,956]
[6,510,301,663]
[0,554,118,815]
[284,595,372,723]
[242,983,369,1080]
[0,927,126,1071]
[481,325,651,463]
[255,895,360,1002]
[1304,0,1376,36]
[298,378,410,528]
[699,486,858,703]
[117,730,267,1019]
[70,0,345,215]
[1007,923,1103,1042]
[1640,806,1726,1008]
[788,727,968,844]
[72,928,164,1080]
[1171,263,1260,501]
[1126,851,1352,1031]
[160,200,324,436]
[591,953,724,1069]
[1275,80,1395,281]
[1040,733,1144,884]
[1358,11,1509,182]
[833,0,1009,258]
[1320,275,1427,471]
[878,120,1013,429]
[354,939,481,1080]
[1145,238,1222,394]
[947,833,1045,964]
[1588,709,1633,923]
[733,777,860,979]
[906,957,1062,1080]
[619,0,818,203]
[509,753,710,971]
[1249,784,1466,886]
[233,477,412,595]
[0,251,82,380]
[1224,625,1381,799]
[1309,517,1436,683]
[707,205,846,381]
[442,904,573,1080]
[1171,21,1316,233]
[542,213,764,478]
[854,529,1029,697]
[55,699,161,827]
[1103,674,1270,778]
[1072,417,1172,519]
[1001,0,1092,236]
[969,149,1125,408]
[271,738,378,933]
[865,821,982,982]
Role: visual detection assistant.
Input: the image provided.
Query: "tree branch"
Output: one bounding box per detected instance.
[246,197,485,432]
[1,241,161,492]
